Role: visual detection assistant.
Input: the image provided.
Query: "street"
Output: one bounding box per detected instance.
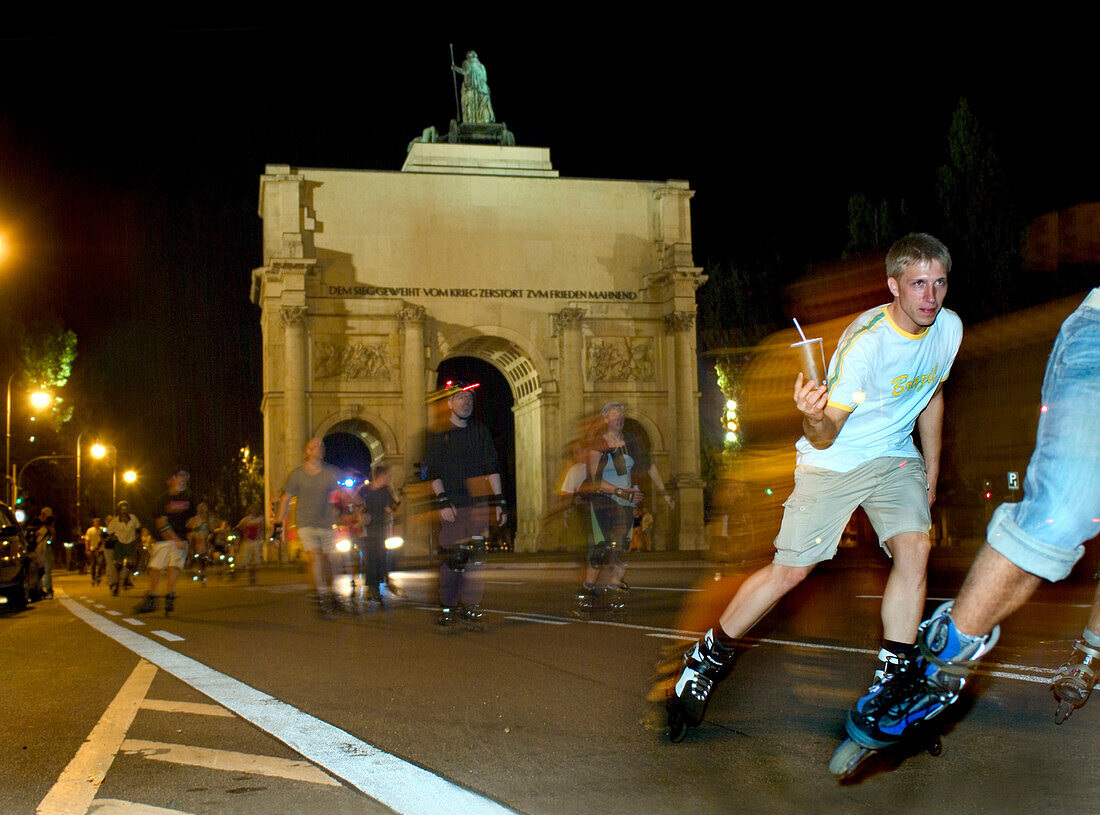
[2,558,1097,815]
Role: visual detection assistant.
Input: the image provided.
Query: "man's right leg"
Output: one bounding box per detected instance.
[669,563,813,734]
[136,552,163,614]
[718,563,815,639]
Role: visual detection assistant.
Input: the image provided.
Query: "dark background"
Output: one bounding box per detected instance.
[1,25,1096,525]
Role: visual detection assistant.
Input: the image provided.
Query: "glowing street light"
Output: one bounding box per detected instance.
[5,375,54,504]
[123,470,137,485]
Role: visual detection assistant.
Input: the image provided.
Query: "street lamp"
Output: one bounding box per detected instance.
[90,441,119,511]
[5,373,52,504]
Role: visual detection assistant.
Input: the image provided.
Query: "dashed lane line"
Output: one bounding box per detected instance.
[150,631,185,642]
[56,589,518,815]
[504,615,570,625]
[119,740,342,786]
[644,632,1055,684]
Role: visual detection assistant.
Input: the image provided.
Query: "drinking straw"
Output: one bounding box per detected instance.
[792,318,808,342]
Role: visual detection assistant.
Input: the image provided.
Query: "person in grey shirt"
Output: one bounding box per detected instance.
[276,437,341,616]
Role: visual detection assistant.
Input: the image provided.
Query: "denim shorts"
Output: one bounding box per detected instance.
[986,289,1100,581]
[773,456,930,567]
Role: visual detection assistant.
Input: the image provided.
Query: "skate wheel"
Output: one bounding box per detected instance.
[927,736,943,757]
[829,738,874,780]
[1054,699,1075,725]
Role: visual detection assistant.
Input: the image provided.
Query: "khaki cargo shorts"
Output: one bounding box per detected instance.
[773,457,930,567]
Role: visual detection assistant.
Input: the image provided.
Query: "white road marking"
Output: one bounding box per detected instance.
[119,739,341,786]
[856,595,1090,608]
[89,799,197,814]
[151,630,185,642]
[122,618,145,626]
[139,699,235,717]
[645,632,1057,684]
[504,615,569,625]
[95,604,107,608]
[107,610,122,616]
[36,659,158,815]
[57,592,517,815]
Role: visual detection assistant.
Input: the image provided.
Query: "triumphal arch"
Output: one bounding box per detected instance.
[252,142,706,556]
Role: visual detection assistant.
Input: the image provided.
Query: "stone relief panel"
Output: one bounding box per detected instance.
[313,336,396,381]
[586,337,655,382]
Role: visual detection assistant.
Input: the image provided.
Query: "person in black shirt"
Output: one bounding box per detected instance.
[135,469,197,615]
[423,384,505,630]
[357,463,399,607]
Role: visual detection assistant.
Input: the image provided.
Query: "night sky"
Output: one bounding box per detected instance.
[1,26,1096,505]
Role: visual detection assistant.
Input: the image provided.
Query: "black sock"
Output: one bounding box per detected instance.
[713,626,738,651]
[882,638,917,657]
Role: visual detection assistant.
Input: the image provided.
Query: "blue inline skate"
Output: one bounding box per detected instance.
[830,603,999,780]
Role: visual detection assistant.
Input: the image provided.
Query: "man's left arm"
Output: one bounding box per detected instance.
[917,383,945,506]
[488,473,507,525]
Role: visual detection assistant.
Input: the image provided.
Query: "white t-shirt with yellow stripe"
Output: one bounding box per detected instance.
[795,304,963,472]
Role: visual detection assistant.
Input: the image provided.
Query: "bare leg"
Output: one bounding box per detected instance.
[880,531,931,643]
[164,566,179,595]
[717,562,814,639]
[951,544,1043,638]
[1086,580,1100,636]
[147,567,161,595]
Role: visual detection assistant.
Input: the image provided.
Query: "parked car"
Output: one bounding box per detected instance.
[0,500,40,609]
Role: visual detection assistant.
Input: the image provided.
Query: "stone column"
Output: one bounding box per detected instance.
[665,310,706,549]
[397,303,429,560]
[398,304,427,473]
[281,305,309,472]
[554,307,586,429]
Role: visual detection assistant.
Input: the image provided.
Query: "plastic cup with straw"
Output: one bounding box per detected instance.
[790,318,826,387]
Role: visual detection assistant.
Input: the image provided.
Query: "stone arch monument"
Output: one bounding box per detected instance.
[252,142,706,556]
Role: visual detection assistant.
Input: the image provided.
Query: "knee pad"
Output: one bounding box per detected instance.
[589,541,613,568]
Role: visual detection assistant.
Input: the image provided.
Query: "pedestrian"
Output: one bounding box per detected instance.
[845,285,1100,749]
[666,233,960,741]
[83,517,102,577]
[276,438,342,616]
[234,504,265,585]
[578,402,673,614]
[424,382,505,631]
[135,469,197,615]
[106,502,141,596]
[358,463,399,607]
[29,507,55,598]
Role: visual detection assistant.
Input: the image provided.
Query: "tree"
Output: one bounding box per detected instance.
[845,193,914,256]
[213,446,264,522]
[936,98,1023,320]
[696,259,784,353]
[19,319,77,429]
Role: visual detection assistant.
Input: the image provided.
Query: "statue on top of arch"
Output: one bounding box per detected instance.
[452,50,495,124]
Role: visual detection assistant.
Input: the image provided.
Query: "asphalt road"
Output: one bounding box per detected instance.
[2,558,1097,815]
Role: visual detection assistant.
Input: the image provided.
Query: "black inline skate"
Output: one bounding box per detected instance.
[665,628,737,742]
